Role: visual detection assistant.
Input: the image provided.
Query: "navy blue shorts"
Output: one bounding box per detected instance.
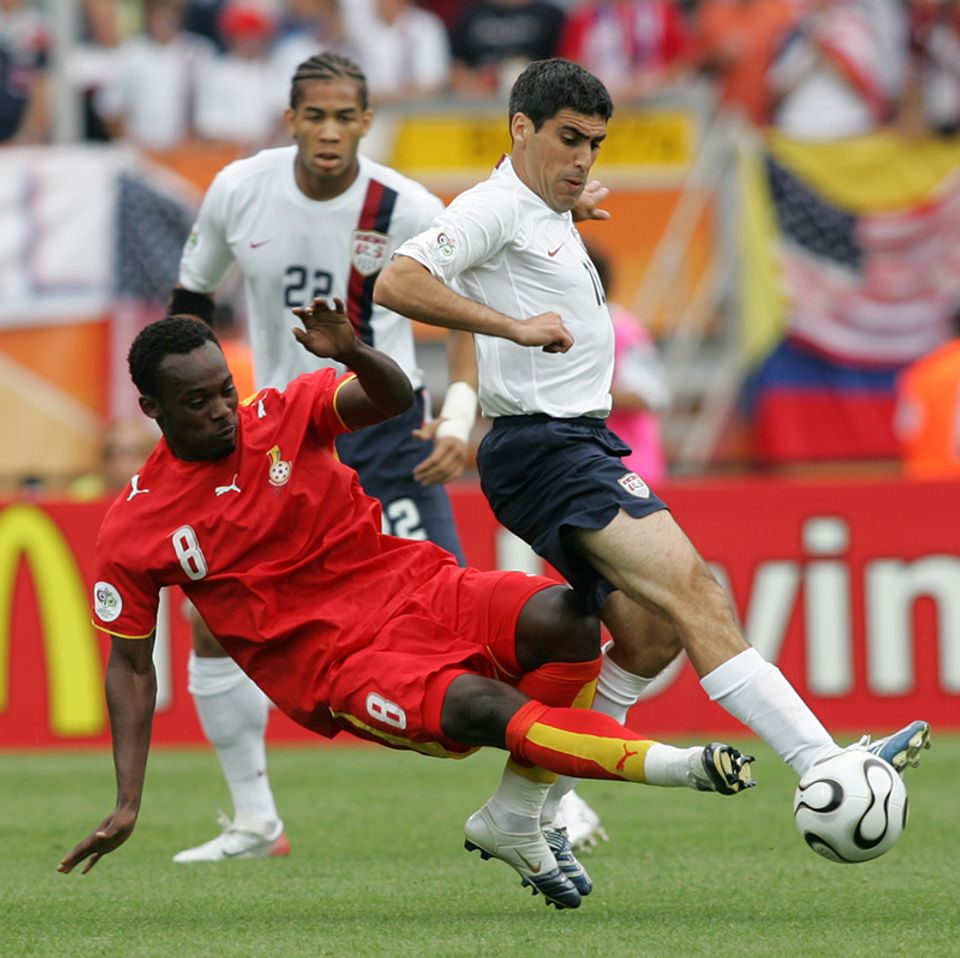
[477,415,667,609]
[336,389,465,564]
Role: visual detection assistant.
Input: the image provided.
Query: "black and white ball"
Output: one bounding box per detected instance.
[793,750,908,863]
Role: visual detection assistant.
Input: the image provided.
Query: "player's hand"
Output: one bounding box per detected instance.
[292,297,358,360]
[412,420,467,485]
[572,180,611,222]
[513,312,574,353]
[58,805,138,875]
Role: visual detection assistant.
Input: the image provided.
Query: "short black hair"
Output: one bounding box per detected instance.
[128,316,220,397]
[290,51,368,110]
[509,58,613,130]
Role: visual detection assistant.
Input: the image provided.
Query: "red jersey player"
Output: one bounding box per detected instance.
[58,300,754,909]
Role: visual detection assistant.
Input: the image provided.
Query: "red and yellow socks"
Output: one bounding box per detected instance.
[506,700,656,783]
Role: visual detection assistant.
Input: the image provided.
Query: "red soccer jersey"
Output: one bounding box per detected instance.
[91,369,458,736]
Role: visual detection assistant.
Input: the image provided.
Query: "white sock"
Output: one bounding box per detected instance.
[544,647,657,816]
[700,648,840,777]
[188,652,280,829]
[594,645,657,723]
[485,764,552,834]
[642,744,705,787]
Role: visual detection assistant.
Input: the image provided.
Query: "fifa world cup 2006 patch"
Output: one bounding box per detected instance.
[430,231,456,262]
[94,581,123,622]
[617,472,650,498]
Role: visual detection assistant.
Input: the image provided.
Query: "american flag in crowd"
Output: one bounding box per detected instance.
[109,167,198,417]
[765,153,960,367]
[115,171,195,303]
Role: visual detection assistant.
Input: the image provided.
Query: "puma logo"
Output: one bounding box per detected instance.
[257,398,266,418]
[126,474,150,501]
[215,474,241,496]
[616,743,639,772]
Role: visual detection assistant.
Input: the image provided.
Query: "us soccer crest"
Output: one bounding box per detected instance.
[351,229,389,277]
[617,472,650,499]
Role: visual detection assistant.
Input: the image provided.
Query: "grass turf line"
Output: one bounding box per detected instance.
[3,734,957,957]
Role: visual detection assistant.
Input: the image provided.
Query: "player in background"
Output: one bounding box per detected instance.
[167,52,475,863]
[59,308,757,911]
[895,304,960,478]
[373,57,931,844]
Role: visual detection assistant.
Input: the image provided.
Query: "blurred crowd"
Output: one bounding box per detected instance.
[2,0,960,150]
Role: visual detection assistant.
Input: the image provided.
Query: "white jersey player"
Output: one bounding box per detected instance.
[375,57,931,866]
[179,146,435,394]
[166,52,475,864]
[395,153,614,420]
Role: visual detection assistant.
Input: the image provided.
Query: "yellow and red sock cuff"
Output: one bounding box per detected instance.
[517,656,601,708]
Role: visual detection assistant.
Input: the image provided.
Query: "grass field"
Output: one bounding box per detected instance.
[4,734,958,958]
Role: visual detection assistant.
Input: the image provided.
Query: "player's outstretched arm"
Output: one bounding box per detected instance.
[374,256,574,353]
[292,297,414,429]
[58,635,157,875]
[412,330,477,486]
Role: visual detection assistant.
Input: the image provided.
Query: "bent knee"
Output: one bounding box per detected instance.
[516,586,600,669]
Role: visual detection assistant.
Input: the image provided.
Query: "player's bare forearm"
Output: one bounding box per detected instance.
[293,297,413,427]
[59,637,156,875]
[375,256,516,338]
[340,341,415,423]
[106,639,157,810]
[375,257,573,352]
[447,330,478,390]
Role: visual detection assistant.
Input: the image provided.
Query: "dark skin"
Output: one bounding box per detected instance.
[59,300,600,875]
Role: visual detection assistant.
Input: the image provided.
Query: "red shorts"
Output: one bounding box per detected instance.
[326,566,557,757]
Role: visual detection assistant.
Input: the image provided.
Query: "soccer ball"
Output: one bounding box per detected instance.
[793,750,908,864]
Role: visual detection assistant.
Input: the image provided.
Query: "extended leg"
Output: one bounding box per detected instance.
[173,608,287,863]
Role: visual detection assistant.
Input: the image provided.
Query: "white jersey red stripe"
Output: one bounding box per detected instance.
[178,146,443,391]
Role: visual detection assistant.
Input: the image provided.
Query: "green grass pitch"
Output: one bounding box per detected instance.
[4,734,958,958]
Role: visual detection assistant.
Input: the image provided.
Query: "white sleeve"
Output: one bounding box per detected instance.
[393,184,516,284]
[177,171,236,294]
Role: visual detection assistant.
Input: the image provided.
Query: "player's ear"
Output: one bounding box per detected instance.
[283,106,296,138]
[138,395,161,422]
[359,108,374,137]
[510,112,531,145]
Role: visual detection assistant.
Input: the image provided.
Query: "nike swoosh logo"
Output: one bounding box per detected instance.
[249,239,273,249]
[547,243,564,257]
[515,850,542,873]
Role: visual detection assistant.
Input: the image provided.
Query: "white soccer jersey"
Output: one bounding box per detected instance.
[394,156,614,419]
[179,147,443,390]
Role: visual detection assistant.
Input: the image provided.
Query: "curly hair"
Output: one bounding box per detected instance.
[509,58,613,130]
[290,51,368,110]
[128,316,220,397]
